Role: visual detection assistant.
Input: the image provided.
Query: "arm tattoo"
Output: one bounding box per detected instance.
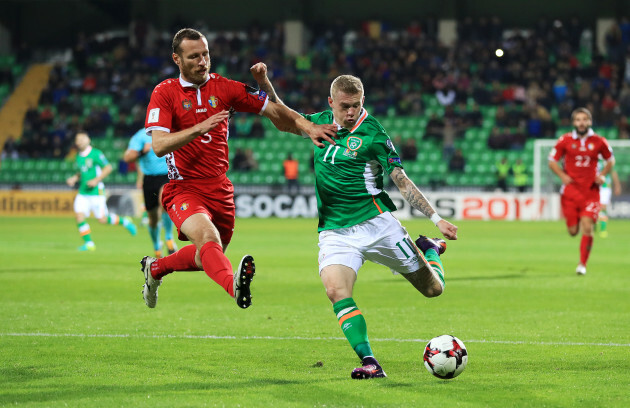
[258,80,280,104]
[391,168,436,218]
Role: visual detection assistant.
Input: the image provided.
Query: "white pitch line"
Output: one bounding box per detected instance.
[1,332,629,347]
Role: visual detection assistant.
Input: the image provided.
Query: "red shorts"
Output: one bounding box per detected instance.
[560,184,600,228]
[161,175,235,245]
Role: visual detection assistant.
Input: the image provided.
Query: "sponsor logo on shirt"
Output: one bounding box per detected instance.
[347,136,363,151]
[209,96,218,108]
[196,108,207,113]
[182,99,192,110]
[388,157,401,165]
[148,108,160,123]
[343,149,358,159]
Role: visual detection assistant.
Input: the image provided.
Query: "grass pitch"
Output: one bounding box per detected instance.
[1,216,629,407]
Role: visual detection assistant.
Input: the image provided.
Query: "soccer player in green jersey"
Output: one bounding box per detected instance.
[66,132,137,251]
[597,160,621,238]
[251,64,458,379]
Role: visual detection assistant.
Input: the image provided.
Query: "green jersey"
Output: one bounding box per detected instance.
[304,109,403,231]
[598,160,611,188]
[75,146,109,196]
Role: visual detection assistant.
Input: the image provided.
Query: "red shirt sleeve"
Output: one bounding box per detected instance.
[145,82,174,132]
[599,137,613,161]
[549,135,567,161]
[224,79,268,114]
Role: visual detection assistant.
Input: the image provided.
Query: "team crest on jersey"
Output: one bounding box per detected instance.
[180,203,189,211]
[209,96,218,108]
[182,99,192,110]
[343,149,358,159]
[86,159,93,167]
[347,136,363,151]
[588,143,594,150]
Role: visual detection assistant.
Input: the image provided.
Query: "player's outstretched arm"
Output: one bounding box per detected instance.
[152,110,230,157]
[390,167,458,240]
[251,62,337,147]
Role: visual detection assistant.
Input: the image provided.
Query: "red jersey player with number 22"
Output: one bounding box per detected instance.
[548,107,615,276]
[139,28,337,310]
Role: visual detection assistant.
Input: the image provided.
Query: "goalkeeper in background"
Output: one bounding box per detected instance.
[123,128,177,258]
[66,131,137,251]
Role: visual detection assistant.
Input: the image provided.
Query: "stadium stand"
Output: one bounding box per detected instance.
[1,16,630,190]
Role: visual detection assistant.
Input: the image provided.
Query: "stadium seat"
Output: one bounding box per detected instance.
[300,172,315,184]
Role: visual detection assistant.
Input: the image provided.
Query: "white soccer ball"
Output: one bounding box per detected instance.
[423,334,468,379]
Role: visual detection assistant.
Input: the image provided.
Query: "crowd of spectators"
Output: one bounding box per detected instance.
[3,15,630,162]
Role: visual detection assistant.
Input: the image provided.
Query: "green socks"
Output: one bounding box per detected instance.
[77,221,92,243]
[333,298,373,360]
[424,248,445,287]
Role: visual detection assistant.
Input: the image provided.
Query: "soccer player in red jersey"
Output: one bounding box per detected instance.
[548,108,615,276]
[139,28,337,309]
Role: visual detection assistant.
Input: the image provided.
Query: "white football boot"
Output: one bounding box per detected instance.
[140,256,161,308]
[575,263,586,276]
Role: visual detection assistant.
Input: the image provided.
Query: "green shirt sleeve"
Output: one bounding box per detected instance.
[94,149,110,167]
[371,133,403,174]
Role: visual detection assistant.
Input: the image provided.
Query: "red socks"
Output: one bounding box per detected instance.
[150,242,234,296]
[199,242,234,296]
[580,235,593,266]
[152,244,199,279]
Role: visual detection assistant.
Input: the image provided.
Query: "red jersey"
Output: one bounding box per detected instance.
[145,74,268,180]
[548,129,613,193]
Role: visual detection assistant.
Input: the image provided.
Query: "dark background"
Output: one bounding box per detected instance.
[2,0,630,49]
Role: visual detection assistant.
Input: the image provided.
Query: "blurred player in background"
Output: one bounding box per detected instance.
[123,128,177,258]
[548,108,615,275]
[66,131,137,251]
[597,160,621,238]
[252,66,458,379]
[139,28,337,310]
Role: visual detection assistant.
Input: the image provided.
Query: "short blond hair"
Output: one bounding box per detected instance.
[330,75,364,98]
[571,107,592,122]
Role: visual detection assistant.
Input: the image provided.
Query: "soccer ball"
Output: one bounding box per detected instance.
[423,334,468,379]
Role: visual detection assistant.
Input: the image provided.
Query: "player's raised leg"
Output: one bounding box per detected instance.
[399,235,446,297]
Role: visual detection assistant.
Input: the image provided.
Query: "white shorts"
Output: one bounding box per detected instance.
[74,194,108,218]
[318,212,423,275]
[600,187,612,206]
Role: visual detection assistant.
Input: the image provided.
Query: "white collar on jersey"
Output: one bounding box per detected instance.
[78,145,93,157]
[332,108,369,133]
[179,74,211,88]
[571,128,594,139]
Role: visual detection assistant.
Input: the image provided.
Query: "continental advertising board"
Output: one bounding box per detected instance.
[0,190,76,216]
[4,190,630,220]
